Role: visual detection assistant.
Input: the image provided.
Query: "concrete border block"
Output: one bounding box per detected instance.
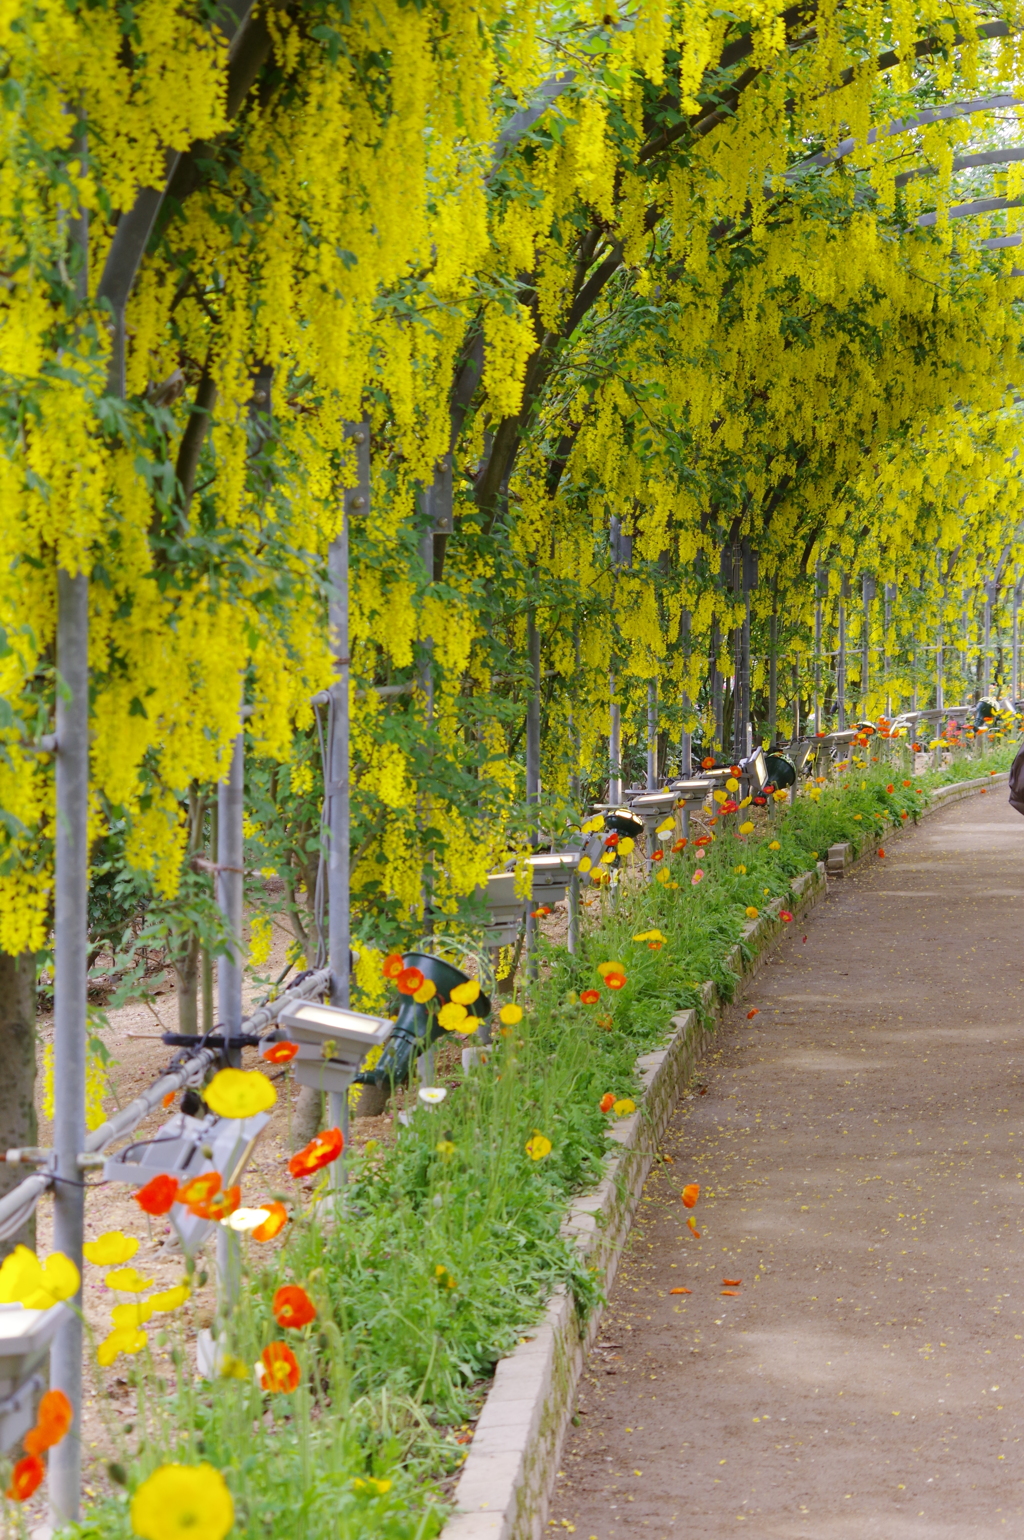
[439,862,826,1540]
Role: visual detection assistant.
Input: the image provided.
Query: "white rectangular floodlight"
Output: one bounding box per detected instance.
[277,1000,394,1095]
[0,1301,71,1453]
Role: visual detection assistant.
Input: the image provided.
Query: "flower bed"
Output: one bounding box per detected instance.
[14,743,1017,1540]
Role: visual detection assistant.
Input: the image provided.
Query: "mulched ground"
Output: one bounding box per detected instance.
[554,786,1024,1539]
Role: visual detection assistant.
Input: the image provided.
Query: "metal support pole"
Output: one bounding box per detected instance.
[567,870,580,955]
[646,679,657,789]
[325,422,367,1154]
[711,621,723,752]
[609,672,622,804]
[49,569,89,1525]
[526,614,541,824]
[680,610,692,776]
[936,622,944,712]
[861,574,873,716]
[741,589,752,755]
[792,661,800,740]
[217,734,244,1061]
[983,587,992,697]
[768,610,778,744]
[813,571,822,735]
[1013,574,1020,702]
[837,580,847,730]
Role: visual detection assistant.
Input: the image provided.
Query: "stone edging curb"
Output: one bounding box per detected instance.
[440,864,827,1539]
[438,765,1010,1540]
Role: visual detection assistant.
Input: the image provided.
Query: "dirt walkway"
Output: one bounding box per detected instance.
[555,788,1024,1539]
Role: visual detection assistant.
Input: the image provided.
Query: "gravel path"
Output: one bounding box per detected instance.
[555,788,1024,1539]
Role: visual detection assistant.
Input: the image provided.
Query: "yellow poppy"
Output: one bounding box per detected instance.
[130,1463,234,1540]
[204,1068,276,1119]
[596,961,626,978]
[739,821,754,834]
[147,1284,191,1314]
[733,864,746,875]
[104,1267,153,1294]
[613,1099,636,1116]
[437,1000,469,1030]
[578,856,592,873]
[352,1477,393,1496]
[725,777,739,792]
[745,906,759,919]
[0,1246,80,1310]
[97,1326,147,1367]
[525,1132,552,1161]
[618,837,635,854]
[413,978,437,1003]
[83,1232,139,1267]
[499,1003,523,1025]
[450,979,480,1005]
[768,840,780,851]
[713,789,727,803]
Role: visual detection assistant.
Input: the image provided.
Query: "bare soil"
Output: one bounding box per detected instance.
[555,787,1024,1539]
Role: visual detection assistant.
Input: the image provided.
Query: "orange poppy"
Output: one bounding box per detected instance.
[288,1126,344,1178]
[668,1287,691,1295]
[599,1093,615,1113]
[262,1041,299,1064]
[687,1216,701,1238]
[604,972,626,990]
[746,1009,759,1019]
[382,953,404,979]
[902,779,911,788]
[23,1389,73,1456]
[177,1171,221,1209]
[648,940,663,951]
[252,1202,289,1242]
[886,783,894,793]
[162,1091,175,1109]
[190,1185,240,1221]
[701,756,715,770]
[723,1278,741,1287]
[261,1341,301,1393]
[396,966,425,995]
[272,1285,316,1329]
[694,835,713,848]
[650,849,664,862]
[580,989,600,1005]
[604,831,620,847]
[681,1183,700,1209]
[877,849,885,859]
[134,1172,179,1216]
[6,1454,44,1501]
[672,838,687,852]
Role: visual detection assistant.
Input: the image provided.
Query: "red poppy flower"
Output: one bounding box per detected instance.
[779,910,793,922]
[651,849,664,862]
[382,953,404,979]
[886,783,895,794]
[604,972,627,991]
[902,779,911,788]
[604,832,620,847]
[694,835,713,847]
[177,1171,221,1209]
[753,795,767,806]
[261,1341,301,1393]
[288,1126,344,1178]
[900,810,908,820]
[730,766,741,777]
[262,1041,299,1064]
[23,1389,73,1456]
[252,1201,289,1242]
[273,1285,317,1329]
[599,1093,615,1113]
[6,1454,44,1501]
[648,941,663,951]
[672,838,687,852]
[134,1172,179,1217]
[396,966,425,996]
[580,989,600,1005]
[721,799,738,814]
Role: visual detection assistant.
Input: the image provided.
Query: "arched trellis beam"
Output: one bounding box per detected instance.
[895,143,1024,189]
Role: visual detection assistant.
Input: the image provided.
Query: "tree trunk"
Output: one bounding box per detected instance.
[292,1085,324,1147]
[0,952,37,1256]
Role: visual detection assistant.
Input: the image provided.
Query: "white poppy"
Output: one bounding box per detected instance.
[222,1207,271,1233]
